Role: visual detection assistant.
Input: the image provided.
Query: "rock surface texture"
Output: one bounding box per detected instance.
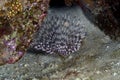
[0,0,120,80]
[0,0,49,65]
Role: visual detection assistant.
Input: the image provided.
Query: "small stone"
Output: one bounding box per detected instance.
[101,36,111,43]
[116,61,120,66]
[116,44,120,49]
[96,71,101,74]
[75,78,81,80]
[113,72,117,76]
[24,64,29,67]
[32,78,39,80]
[105,46,110,51]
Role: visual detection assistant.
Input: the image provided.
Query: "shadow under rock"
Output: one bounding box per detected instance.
[78,0,120,40]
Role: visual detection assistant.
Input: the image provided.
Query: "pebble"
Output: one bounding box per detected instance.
[32,78,39,80]
[116,44,120,49]
[113,72,117,76]
[24,64,29,67]
[96,71,102,74]
[116,61,120,66]
[101,36,111,43]
[75,78,81,80]
[105,46,110,51]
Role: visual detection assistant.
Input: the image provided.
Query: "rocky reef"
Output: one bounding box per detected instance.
[0,0,49,65]
[0,0,83,65]
[0,0,120,66]
[79,0,120,40]
[0,1,120,80]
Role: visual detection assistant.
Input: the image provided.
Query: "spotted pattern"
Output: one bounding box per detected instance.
[31,11,86,55]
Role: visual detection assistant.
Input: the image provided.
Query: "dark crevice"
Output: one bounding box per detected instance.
[49,0,66,7]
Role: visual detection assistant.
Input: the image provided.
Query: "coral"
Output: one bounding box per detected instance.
[0,0,50,65]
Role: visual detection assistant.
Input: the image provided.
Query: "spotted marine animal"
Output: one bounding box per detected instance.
[30,9,85,55]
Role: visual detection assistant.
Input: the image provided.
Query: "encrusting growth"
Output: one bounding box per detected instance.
[0,0,50,65]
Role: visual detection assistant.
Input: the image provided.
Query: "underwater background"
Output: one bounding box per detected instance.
[0,0,120,80]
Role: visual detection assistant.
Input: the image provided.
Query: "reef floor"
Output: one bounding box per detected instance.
[0,6,120,80]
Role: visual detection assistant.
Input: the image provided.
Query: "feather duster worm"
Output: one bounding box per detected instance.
[30,8,86,55]
[0,0,50,65]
